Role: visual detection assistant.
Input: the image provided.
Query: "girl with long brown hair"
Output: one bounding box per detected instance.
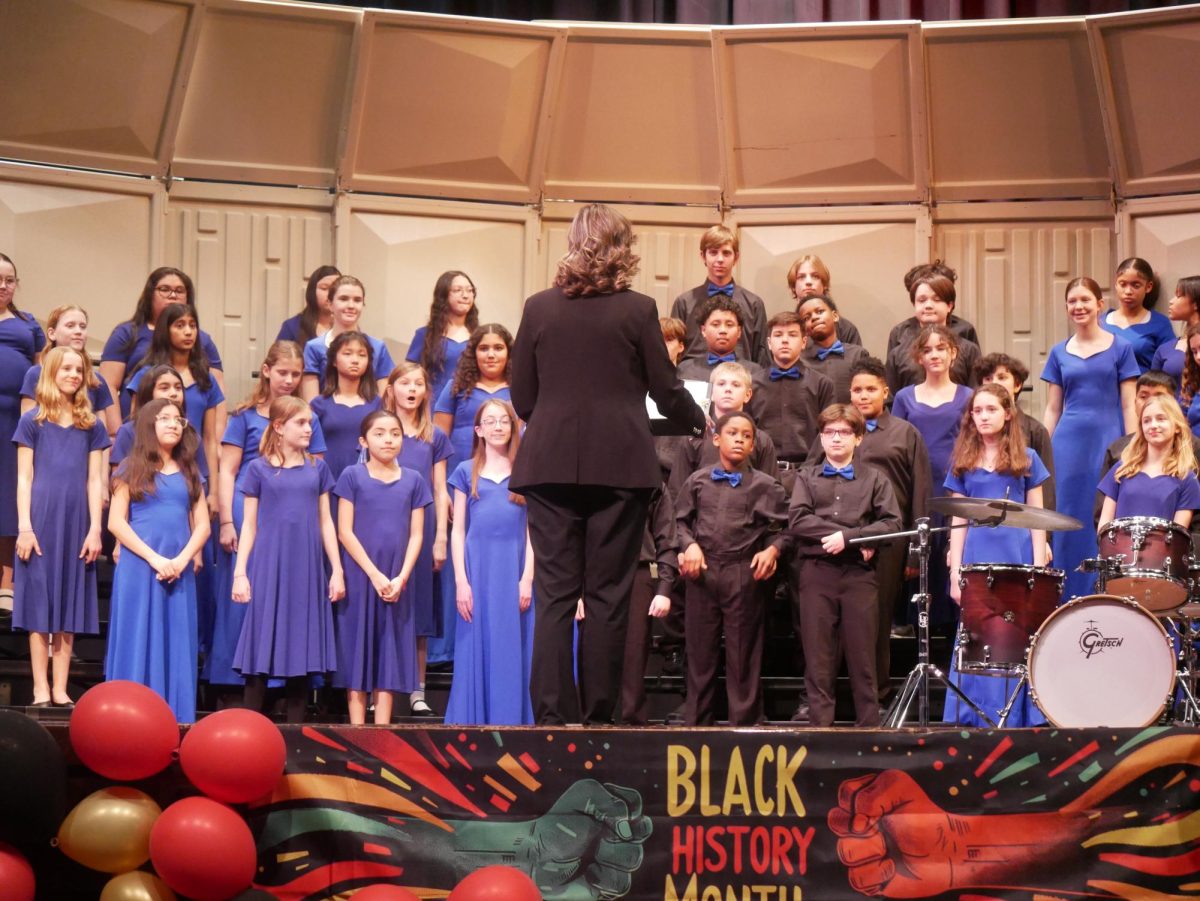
[406,270,479,404]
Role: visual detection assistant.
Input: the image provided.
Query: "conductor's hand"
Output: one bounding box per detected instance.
[750,546,778,580]
[521,780,652,901]
[820,531,846,555]
[679,542,706,580]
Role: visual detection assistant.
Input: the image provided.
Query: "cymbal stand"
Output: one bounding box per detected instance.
[853,517,995,728]
[1170,610,1199,724]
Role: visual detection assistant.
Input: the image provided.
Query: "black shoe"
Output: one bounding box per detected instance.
[409,698,439,717]
[664,701,686,725]
[790,704,810,723]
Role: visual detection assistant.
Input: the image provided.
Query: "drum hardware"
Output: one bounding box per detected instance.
[1165,604,1200,724]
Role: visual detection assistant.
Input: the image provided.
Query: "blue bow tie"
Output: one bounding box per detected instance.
[711,468,743,487]
[770,366,800,381]
[706,282,734,297]
[822,463,854,480]
[707,352,736,365]
[816,340,845,361]
[866,419,878,432]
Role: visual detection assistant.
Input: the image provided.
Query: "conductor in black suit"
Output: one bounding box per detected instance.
[511,204,707,725]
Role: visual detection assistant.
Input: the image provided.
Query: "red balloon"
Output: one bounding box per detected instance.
[449,866,541,901]
[149,797,256,901]
[69,681,179,781]
[352,887,422,901]
[0,841,34,901]
[180,709,286,804]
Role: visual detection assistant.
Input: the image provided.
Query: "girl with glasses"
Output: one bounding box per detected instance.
[406,271,479,405]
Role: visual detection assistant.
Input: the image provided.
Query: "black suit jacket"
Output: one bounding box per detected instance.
[511,286,706,491]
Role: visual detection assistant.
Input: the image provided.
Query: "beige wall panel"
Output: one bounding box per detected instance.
[934,214,1115,414]
[925,22,1109,201]
[0,170,159,358]
[345,13,560,203]
[1090,9,1200,197]
[715,25,925,205]
[172,1,357,187]
[164,187,334,406]
[1122,197,1200,299]
[339,200,535,361]
[543,27,720,205]
[734,216,925,358]
[0,0,196,175]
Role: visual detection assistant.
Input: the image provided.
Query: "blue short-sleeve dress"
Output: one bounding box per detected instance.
[0,313,46,535]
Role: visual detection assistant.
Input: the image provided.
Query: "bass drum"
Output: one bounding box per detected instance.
[1027,594,1175,727]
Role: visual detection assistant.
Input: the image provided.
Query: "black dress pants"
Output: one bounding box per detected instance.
[525,485,651,725]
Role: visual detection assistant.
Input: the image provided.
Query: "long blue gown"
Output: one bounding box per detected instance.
[101,321,222,419]
[406,328,468,409]
[943,450,1050,727]
[332,464,431,692]
[427,382,512,664]
[232,458,338,678]
[891,383,972,625]
[12,413,110,634]
[397,427,453,638]
[205,409,327,686]
[0,314,45,535]
[106,472,199,722]
[310,396,380,523]
[1041,338,1140,600]
[444,462,533,725]
[1101,309,1175,373]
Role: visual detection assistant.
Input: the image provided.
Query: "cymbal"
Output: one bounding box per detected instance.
[929,496,1083,532]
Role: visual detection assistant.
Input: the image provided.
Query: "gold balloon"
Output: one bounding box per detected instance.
[99,872,177,901]
[56,787,162,873]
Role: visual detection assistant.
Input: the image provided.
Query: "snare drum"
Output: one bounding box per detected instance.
[1098,516,1193,612]
[957,564,1064,674]
[1027,594,1175,727]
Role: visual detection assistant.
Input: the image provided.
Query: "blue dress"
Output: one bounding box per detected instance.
[106,471,199,722]
[12,412,110,634]
[302,334,395,392]
[232,458,338,678]
[1101,309,1175,373]
[206,409,327,685]
[397,427,453,638]
[21,365,113,418]
[276,315,316,345]
[943,450,1051,727]
[1150,340,1185,397]
[1188,394,1200,437]
[309,396,380,482]
[1041,338,1140,599]
[406,327,468,410]
[110,422,134,468]
[427,382,512,664]
[0,314,46,535]
[891,383,972,625]
[101,322,222,419]
[444,462,533,725]
[1098,465,1200,519]
[332,465,432,692]
[125,368,225,479]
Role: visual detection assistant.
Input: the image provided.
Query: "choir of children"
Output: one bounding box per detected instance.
[6,240,1198,732]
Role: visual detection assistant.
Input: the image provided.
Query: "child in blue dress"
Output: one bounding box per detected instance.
[310,330,381,485]
[209,342,328,693]
[14,347,110,707]
[232,396,342,723]
[1151,276,1200,392]
[428,323,513,666]
[406,270,478,404]
[300,276,394,400]
[21,305,119,436]
[334,410,431,724]
[107,398,210,722]
[384,361,452,717]
[277,265,339,345]
[445,399,535,726]
[1098,394,1200,526]
[1180,322,1200,435]
[945,383,1050,726]
[110,365,187,471]
[1101,257,1174,373]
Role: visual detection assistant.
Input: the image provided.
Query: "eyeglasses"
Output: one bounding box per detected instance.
[155,285,187,297]
[155,415,187,427]
[0,277,18,288]
[450,286,476,296]
[821,428,855,438]
[479,417,512,428]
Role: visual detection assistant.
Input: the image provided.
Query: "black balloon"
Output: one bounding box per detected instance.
[0,711,67,853]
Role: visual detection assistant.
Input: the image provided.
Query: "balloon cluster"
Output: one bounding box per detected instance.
[53,681,286,901]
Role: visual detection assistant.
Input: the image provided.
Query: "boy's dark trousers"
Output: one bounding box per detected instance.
[684,554,766,726]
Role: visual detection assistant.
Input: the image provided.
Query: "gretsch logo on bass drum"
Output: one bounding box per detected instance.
[1078,619,1123,659]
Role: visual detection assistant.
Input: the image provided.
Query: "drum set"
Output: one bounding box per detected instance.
[863,499,1200,729]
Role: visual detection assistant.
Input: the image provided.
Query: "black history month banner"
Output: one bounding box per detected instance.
[247,725,1200,900]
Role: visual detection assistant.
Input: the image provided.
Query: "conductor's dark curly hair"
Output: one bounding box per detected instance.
[553,203,640,298]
